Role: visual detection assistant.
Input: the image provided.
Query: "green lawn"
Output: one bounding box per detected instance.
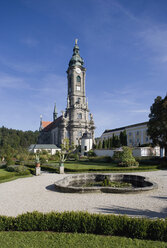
[0,168,32,184]
[26,160,159,173]
[64,161,158,173]
[0,168,15,176]
[0,232,166,248]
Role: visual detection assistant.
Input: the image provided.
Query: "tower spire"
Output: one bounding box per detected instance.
[53,102,58,121]
[69,39,84,67]
[39,114,43,131]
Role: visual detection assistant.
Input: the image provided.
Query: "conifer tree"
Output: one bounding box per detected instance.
[102,140,105,149]
[104,139,108,149]
[98,140,102,149]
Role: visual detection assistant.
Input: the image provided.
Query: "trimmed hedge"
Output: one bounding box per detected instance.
[88,156,112,163]
[0,211,167,242]
[64,165,158,173]
[25,163,59,174]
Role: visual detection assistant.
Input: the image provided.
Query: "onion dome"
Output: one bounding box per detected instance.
[69,39,84,67]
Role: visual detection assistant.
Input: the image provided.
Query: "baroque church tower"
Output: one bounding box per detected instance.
[38,39,95,147]
[65,39,95,145]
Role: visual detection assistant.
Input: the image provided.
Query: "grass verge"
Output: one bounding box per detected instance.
[0,168,32,184]
[64,161,159,173]
[0,232,166,248]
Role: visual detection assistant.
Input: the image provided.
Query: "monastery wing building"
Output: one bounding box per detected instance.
[100,122,151,147]
[38,40,95,147]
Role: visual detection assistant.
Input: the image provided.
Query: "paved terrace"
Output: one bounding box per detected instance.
[0,170,167,218]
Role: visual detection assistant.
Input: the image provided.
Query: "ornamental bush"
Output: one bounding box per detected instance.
[113,147,139,167]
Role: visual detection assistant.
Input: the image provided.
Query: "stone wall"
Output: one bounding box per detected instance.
[94,147,160,158]
[94,149,114,157]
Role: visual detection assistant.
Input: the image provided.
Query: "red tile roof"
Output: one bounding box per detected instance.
[42,121,52,129]
[42,116,62,132]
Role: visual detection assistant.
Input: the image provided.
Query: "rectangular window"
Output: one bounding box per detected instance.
[85,146,87,151]
[76,86,81,91]
[137,131,139,135]
[129,132,131,136]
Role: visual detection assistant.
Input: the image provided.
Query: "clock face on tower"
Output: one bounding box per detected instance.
[75,68,81,74]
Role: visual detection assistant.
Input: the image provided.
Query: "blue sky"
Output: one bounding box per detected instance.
[0,0,167,137]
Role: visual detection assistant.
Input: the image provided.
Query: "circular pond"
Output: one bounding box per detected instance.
[55,174,158,193]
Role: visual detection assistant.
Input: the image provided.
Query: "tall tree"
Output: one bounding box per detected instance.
[147,95,167,155]
[120,130,127,146]
[108,138,112,149]
[115,136,120,148]
[98,140,102,149]
[102,140,105,149]
[0,126,39,150]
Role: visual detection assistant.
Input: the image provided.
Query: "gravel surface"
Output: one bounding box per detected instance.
[0,170,167,218]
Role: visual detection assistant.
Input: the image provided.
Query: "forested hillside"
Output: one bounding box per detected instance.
[0,126,39,149]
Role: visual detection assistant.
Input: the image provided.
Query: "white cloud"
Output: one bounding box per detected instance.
[130,109,149,113]
[0,56,47,74]
[139,25,167,64]
[0,73,29,89]
[111,0,138,22]
[21,37,39,47]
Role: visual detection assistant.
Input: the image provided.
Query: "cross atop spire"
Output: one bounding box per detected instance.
[75,38,78,45]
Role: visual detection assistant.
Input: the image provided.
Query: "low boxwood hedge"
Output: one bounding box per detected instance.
[25,163,59,174]
[0,211,166,242]
[64,165,158,173]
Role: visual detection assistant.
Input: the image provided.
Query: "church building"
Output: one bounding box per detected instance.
[38,39,95,147]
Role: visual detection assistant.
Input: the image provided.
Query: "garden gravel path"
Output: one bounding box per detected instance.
[0,170,167,218]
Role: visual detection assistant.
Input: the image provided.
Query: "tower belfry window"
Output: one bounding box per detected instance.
[77,76,81,83]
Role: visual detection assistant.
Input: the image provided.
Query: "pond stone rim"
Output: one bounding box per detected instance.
[54,173,158,193]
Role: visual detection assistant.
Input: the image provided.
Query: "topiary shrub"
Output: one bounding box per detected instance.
[87,150,96,157]
[6,165,30,175]
[6,165,16,172]
[113,147,139,167]
[6,157,14,166]
[15,165,30,175]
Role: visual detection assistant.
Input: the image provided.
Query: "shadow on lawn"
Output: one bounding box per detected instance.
[95,205,167,219]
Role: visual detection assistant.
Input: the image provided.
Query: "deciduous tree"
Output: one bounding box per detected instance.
[147,95,167,155]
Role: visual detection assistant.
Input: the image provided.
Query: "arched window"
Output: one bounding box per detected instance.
[76,76,81,83]
[77,113,82,119]
[77,98,81,104]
